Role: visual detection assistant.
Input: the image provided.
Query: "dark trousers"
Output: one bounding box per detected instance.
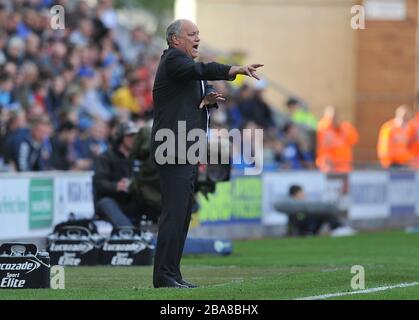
[288,214,342,236]
[96,194,161,228]
[153,163,197,286]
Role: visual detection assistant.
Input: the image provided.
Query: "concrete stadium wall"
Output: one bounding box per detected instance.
[176,0,358,123]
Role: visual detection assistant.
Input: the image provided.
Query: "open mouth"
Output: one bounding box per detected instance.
[193,45,199,50]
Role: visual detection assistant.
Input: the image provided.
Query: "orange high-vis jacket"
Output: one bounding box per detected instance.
[316,117,359,173]
[407,113,419,168]
[377,119,411,168]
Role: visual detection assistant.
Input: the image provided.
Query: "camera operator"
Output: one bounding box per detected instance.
[93,121,141,227]
[129,126,231,224]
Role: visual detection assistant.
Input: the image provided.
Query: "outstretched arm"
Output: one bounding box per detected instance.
[166,49,233,81]
[166,49,264,82]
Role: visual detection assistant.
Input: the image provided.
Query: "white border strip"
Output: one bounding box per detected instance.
[296,282,419,300]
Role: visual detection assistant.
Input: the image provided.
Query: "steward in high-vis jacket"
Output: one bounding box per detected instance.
[316,106,358,173]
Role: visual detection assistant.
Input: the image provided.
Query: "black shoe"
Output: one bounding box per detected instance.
[154,278,188,288]
[177,279,199,288]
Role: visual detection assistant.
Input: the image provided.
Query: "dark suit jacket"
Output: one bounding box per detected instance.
[151,47,234,164]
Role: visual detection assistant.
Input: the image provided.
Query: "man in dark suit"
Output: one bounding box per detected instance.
[151,19,263,288]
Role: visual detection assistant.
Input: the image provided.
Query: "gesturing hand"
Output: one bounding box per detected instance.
[240,64,264,80]
[116,178,130,192]
[199,91,225,109]
[229,64,264,80]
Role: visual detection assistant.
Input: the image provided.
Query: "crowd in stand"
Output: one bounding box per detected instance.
[0,0,160,172]
[1,1,419,174]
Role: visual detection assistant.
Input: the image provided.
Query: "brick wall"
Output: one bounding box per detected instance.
[355,0,418,163]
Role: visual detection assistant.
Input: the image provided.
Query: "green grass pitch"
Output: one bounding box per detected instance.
[1,230,419,300]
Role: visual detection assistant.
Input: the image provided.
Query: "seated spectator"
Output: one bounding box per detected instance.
[2,109,29,166]
[262,134,282,171]
[75,118,109,168]
[14,61,39,112]
[0,72,14,110]
[231,121,264,174]
[225,83,250,130]
[46,75,66,116]
[50,121,91,171]
[5,36,25,67]
[120,25,150,65]
[79,66,114,121]
[38,41,67,77]
[9,114,52,171]
[69,18,94,47]
[62,85,93,128]
[279,122,314,170]
[31,80,49,115]
[0,106,8,167]
[111,75,143,116]
[286,98,317,131]
[316,106,359,173]
[377,105,411,168]
[24,32,41,64]
[238,80,276,131]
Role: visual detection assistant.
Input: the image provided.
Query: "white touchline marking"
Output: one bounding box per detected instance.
[295,282,419,300]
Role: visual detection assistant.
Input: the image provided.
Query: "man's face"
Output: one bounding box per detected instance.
[122,134,136,152]
[65,129,78,144]
[294,190,305,200]
[32,124,51,143]
[395,106,410,124]
[174,20,200,59]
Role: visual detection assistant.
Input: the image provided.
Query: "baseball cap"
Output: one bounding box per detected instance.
[120,121,139,136]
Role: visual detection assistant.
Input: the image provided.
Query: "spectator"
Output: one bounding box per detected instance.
[238,79,276,131]
[0,106,8,166]
[79,66,114,121]
[377,105,411,169]
[24,33,40,63]
[46,75,65,119]
[50,121,80,170]
[69,18,94,47]
[111,75,143,116]
[39,41,67,76]
[280,122,314,170]
[6,36,25,66]
[121,25,150,65]
[225,83,250,129]
[97,0,118,30]
[316,106,359,173]
[286,98,317,131]
[14,61,39,111]
[75,118,109,168]
[3,109,28,159]
[0,72,14,109]
[62,85,92,127]
[9,114,51,171]
[263,134,283,171]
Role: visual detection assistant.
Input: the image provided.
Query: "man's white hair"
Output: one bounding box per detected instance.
[166,19,185,46]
